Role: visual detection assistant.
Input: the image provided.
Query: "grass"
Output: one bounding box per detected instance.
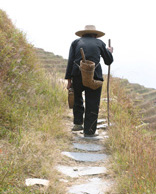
[103,76,156,193]
[0,10,70,193]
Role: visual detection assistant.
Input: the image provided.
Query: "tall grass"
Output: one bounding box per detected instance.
[106,76,156,193]
[0,10,69,193]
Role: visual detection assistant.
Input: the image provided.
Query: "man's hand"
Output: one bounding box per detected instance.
[107,47,113,53]
[67,79,72,90]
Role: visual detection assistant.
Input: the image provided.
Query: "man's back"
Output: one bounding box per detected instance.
[74,36,103,64]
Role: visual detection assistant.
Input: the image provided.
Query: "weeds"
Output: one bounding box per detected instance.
[106,76,156,193]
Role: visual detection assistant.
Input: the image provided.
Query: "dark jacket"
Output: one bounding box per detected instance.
[65,36,113,81]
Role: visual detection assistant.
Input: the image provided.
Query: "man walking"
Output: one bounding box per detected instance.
[65,25,113,137]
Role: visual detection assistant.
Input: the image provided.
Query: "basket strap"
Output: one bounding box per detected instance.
[95,62,100,69]
[74,61,80,69]
[74,61,100,69]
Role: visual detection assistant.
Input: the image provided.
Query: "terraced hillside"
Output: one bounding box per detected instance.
[35,47,156,130]
[120,79,156,130]
[35,48,67,73]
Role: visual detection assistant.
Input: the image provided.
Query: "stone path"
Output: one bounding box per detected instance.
[56,111,115,194]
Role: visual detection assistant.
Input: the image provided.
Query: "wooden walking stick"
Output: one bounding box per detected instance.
[107,39,111,127]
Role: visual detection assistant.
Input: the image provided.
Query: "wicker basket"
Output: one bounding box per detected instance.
[80,60,103,90]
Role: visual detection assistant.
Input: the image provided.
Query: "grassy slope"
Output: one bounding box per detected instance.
[102,76,156,193]
[0,10,69,193]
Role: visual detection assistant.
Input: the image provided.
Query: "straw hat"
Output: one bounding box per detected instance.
[75,25,105,38]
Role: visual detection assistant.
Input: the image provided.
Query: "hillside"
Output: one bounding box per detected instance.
[120,79,156,130]
[0,9,68,193]
[35,48,67,73]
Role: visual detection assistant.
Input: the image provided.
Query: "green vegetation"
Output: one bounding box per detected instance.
[0,10,68,193]
[102,76,156,193]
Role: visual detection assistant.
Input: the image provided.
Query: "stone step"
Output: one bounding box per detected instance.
[97,119,107,124]
[73,143,103,152]
[62,152,109,162]
[68,177,113,194]
[56,166,107,178]
[97,124,108,129]
[75,134,104,141]
[97,123,113,129]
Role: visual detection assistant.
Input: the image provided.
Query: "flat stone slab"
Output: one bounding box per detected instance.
[75,134,104,141]
[57,166,107,178]
[97,119,107,124]
[97,123,113,129]
[68,178,112,194]
[97,124,108,129]
[62,152,108,162]
[73,143,103,152]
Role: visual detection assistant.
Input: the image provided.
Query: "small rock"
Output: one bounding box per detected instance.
[25,178,49,186]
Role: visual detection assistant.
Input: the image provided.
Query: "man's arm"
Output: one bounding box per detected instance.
[107,47,113,54]
[65,41,75,80]
[67,79,72,90]
[101,42,113,65]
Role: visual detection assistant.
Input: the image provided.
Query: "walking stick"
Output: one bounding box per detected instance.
[107,39,111,127]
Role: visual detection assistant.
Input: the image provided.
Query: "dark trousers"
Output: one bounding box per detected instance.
[72,76,102,135]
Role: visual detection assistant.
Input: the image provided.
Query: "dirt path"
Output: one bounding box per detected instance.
[56,109,115,194]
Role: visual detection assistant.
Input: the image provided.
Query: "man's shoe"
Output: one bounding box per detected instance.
[84,133,99,137]
[72,124,84,131]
